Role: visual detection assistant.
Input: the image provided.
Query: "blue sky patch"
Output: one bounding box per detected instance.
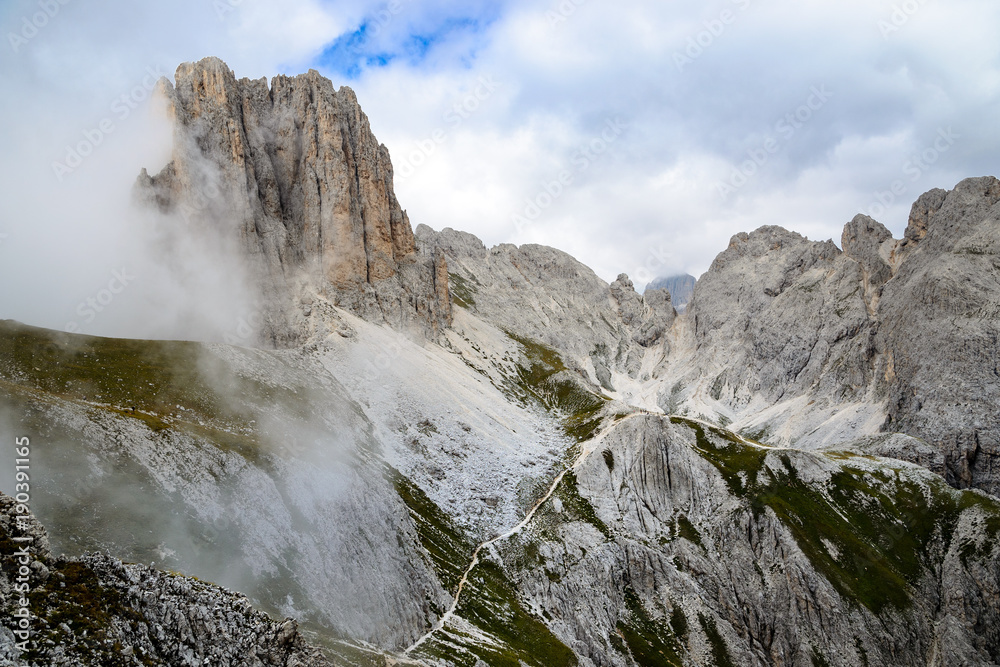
[317,7,500,78]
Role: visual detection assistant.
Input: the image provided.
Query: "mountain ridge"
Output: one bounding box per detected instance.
[3,56,1000,666]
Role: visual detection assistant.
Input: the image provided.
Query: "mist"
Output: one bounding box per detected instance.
[0,70,222,343]
[4,1,1000,328]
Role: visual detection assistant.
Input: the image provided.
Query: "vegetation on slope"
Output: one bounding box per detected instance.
[698,613,735,667]
[448,273,479,309]
[391,468,474,598]
[673,416,1000,615]
[612,586,685,667]
[0,319,324,460]
[393,469,577,667]
[1,517,153,665]
[504,331,609,443]
[427,557,578,667]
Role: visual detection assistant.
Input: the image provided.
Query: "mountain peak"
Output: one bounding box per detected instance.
[137,57,451,347]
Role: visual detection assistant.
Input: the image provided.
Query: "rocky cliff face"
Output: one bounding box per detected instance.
[505,415,1000,667]
[415,225,675,396]
[875,177,1000,495]
[665,176,1000,497]
[137,57,451,346]
[0,492,333,666]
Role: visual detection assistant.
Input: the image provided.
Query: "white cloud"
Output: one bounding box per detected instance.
[2,0,999,331]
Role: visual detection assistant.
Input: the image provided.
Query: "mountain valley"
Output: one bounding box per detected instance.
[2,58,1000,667]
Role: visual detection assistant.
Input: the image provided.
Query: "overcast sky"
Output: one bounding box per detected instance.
[1,0,998,335]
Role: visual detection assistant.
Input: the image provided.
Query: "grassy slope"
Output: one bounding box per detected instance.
[0,319,315,455]
[393,465,577,667]
[0,321,394,664]
[391,331,605,665]
[674,416,1000,615]
[504,332,610,444]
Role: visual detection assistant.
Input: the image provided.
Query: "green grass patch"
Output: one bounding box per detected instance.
[673,416,1000,616]
[698,613,735,667]
[505,332,609,443]
[811,647,832,667]
[449,273,479,309]
[669,605,689,642]
[0,321,237,426]
[390,468,474,596]
[419,558,578,667]
[0,320,324,461]
[553,471,612,540]
[615,586,684,667]
[675,514,703,549]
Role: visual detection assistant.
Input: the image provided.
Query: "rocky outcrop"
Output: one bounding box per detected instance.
[841,214,894,310]
[506,415,1000,667]
[664,178,1000,496]
[647,273,696,311]
[137,57,450,346]
[0,492,333,666]
[661,224,880,447]
[830,433,946,475]
[876,176,1000,495]
[610,273,676,347]
[416,225,674,391]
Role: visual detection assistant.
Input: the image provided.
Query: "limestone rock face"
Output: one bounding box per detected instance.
[841,214,894,308]
[665,177,1000,496]
[632,285,675,347]
[673,225,877,424]
[610,273,676,346]
[511,415,1000,667]
[831,433,946,475]
[416,225,674,392]
[137,57,450,346]
[876,176,1000,494]
[0,492,333,666]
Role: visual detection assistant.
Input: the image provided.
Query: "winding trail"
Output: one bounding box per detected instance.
[402,410,776,656]
[403,414,639,655]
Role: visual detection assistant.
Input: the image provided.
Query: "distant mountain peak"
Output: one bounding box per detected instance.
[645,273,695,311]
